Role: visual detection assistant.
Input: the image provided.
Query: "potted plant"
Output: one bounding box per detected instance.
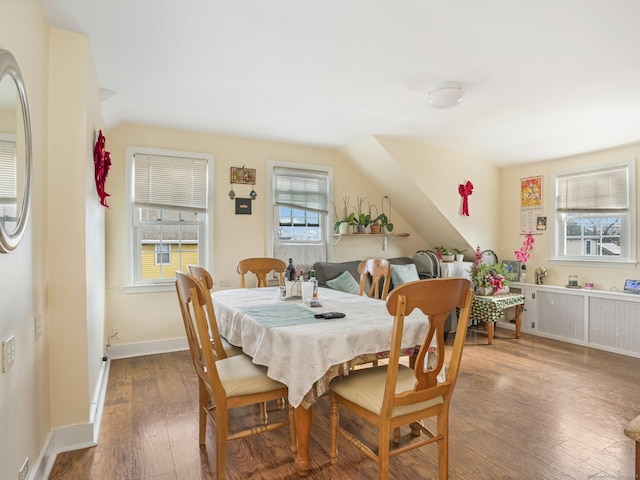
[334,212,356,234]
[434,246,454,262]
[371,213,393,234]
[354,196,370,233]
[356,212,372,233]
[470,262,510,295]
[452,248,468,262]
[333,196,357,234]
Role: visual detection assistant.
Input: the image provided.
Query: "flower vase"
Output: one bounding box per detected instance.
[476,286,494,296]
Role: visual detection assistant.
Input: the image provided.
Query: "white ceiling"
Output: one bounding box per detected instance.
[39,0,640,167]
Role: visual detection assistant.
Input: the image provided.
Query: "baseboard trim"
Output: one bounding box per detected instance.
[30,338,187,479]
[107,336,188,359]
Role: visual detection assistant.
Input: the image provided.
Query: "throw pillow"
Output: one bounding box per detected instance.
[326,270,360,295]
[391,263,420,287]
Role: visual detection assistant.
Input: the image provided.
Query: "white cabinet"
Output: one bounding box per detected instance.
[509,282,640,359]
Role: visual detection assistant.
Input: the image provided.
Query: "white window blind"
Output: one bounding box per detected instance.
[134,154,208,212]
[0,139,17,203]
[273,166,328,214]
[556,166,628,213]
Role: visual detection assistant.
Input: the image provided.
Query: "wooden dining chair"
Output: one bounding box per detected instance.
[175,271,296,479]
[358,258,392,300]
[236,257,286,288]
[329,277,473,480]
[187,265,243,359]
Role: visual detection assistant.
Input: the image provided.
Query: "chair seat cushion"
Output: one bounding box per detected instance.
[331,364,443,417]
[625,415,640,442]
[217,354,287,397]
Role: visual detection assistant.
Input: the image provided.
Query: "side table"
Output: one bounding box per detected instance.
[470,293,525,344]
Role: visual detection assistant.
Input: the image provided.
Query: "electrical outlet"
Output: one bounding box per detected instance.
[531,322,535,329]
[35,314,42,341]
[111,326,119,337]
[19,457,28,480]
[220,280,231,287]
[2,335,15,373]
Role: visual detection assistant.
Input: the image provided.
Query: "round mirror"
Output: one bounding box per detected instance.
[0,49,32,253]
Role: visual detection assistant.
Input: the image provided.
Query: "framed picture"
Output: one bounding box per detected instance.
[502,260,520,282]
[235,198,252,215]
[230,167,256,185]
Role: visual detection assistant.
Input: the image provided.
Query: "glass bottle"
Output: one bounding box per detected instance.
[309,269,318,298]
[286,258,296,281]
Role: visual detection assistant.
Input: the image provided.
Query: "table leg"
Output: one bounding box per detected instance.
[294,405,312,476]
[486,322,494,345]
[515,304,522,339]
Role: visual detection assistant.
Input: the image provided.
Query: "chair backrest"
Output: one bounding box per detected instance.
[357,258,392,300]
[175,271,225,403]
[383,278,472,411]
[188,264,214,290]
[412,251,436,278]
[236,257,286,288]
[187,265,229,359]
[424,249,441,278]
[481,249,499,266]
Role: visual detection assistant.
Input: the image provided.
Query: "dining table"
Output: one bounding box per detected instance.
[211,285,430,476]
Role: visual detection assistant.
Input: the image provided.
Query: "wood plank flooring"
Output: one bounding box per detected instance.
[49,327,640,479]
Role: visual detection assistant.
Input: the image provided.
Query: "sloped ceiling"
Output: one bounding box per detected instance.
[39,0,640,167]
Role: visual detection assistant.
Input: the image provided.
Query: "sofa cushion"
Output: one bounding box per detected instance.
[326,270,361,295]
[313,260,363,288]
[313,257,415,294]
[390,263,420,287]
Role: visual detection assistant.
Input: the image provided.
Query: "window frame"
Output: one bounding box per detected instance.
[125,146,214,293]
[267,160,333,264]
[552,159,636,265]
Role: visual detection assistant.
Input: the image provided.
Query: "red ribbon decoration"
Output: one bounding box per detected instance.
[458,180,473,216]
[93,130,111,207]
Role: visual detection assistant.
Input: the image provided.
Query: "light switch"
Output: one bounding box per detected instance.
[2,335,15,372]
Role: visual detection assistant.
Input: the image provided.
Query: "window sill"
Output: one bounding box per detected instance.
[549,258,638,268]
[124,283,175,294]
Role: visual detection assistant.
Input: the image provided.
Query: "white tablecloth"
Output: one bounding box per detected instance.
[211,287,429,408]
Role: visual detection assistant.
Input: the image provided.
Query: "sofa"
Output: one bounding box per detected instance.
[311,257,452,336]
[312,257,415,292]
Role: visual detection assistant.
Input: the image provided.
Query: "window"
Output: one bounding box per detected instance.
[155,243,171,265]
[269,163,332,272]
[126,147,213,289]
[553,160,636,263]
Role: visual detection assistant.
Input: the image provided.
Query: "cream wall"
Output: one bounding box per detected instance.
[499,143,639,289]
[374,136,500,252]
[0,0,50,476]
[104,124,426,347]
[1,1,106,476]
[47,27,106,428]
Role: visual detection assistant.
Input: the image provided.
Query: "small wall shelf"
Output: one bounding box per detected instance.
[331,233,409,251]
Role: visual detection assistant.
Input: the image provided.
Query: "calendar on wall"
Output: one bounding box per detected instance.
[520,176,545,235]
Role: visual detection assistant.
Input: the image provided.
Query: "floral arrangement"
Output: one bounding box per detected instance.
[470,246,510,293]
[514,234,534,263]
[470,262,510,290]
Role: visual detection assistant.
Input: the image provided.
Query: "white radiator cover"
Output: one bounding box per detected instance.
[510,283,640,358]
[588,297,640,353]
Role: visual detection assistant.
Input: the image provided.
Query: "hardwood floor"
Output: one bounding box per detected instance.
[49,327,640,479]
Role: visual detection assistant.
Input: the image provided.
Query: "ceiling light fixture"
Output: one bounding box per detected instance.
[427,81,464,109]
